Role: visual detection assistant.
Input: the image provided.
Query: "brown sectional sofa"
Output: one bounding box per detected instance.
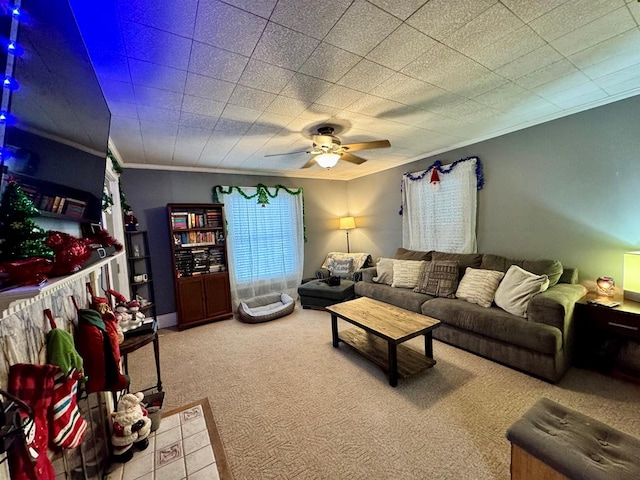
[354,248,587,382]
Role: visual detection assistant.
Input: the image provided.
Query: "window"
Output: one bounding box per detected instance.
[401,157,482,253]
[220,186,304,305]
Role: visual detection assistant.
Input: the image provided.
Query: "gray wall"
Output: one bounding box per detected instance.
[123,95,640,316]
[349,95,640,286]
[121,171,349,315]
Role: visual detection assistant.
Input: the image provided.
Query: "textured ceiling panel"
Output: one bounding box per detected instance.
[62,0,640,180]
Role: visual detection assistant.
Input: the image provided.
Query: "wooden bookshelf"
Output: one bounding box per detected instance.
[167,203,232,329]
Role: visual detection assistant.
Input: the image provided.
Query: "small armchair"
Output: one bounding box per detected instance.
[315,252,373,282]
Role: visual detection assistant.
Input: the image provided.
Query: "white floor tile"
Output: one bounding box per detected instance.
[188,463,220,480]
[183,429,210,455]
[156,413,180,433]
[185,445,215,476]
[155,458,186,480]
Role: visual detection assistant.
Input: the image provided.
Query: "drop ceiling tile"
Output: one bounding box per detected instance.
[137,104,179,122]
[107,101,138,119]
[367,0,428,20]
[214,118,253,135]
[133,84,184,110]
[346,94,403,117]
[298,43,361,82]
[140,119,179,137]
[495,45,563,80]
[337,60,395,93]
[101,79,136,104]
[445,3,525,55]
[514,60,578,89]
[324,0,402,56]
[466,25,547,70]
[121,21,192,70]
[188,42,249,83]
[228,85,277,110]
[297,104,341,120]
[90,52,131,83]
[630,1,640,22]
[184,73,236,102]
[594,62,640,95]
[569,29,640,70]
[271,0,351,39]
[474,82,529,106]
[253,23,319,70]
[452,72,509,98]
[193,1,267,56]
[500,0,569,23]
[221,0,277,18]
[179,112,221,129]
[444,100,500,122]
[265,96,311,116]
[315,85,364,109]
[534,77,602,104]
[280,74,332,102]
[116,0,198,37]
[238,59,296,94]
[551,88,609,110]
[551,7,635,57]
[366,25,437,71]
[528,0,624,41]
[257,111,297,129]
[129,59,187,93]
[182,94,226,117]
[406,0,497,41]
[370,74,457,108]
[220,104,263,123]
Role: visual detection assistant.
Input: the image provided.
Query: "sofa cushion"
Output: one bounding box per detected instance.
[495,265,550,318]
[395,247,433,261]
[480,254,563,287]
[354,282,433,314]
[456,267,505,308]
[392,259,425,289]
[431,252,483,279]
[328,258,353,277]
[421,298,562,355]
[373,257,394,285]
[414,260,458,298]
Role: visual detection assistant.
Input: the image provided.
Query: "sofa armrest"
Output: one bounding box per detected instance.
[358,266,378,283]
[527,283,587,335]
[315,267,331,279]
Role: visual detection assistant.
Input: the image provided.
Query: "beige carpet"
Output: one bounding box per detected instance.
[127,304,640,480]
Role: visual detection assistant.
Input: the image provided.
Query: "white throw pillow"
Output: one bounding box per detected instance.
[391,259,425,289]
[373,257,394,285]
[494,265,550,317]
[456,267,505,308]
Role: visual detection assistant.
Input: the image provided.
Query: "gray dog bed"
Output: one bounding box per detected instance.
[237,293,295,323]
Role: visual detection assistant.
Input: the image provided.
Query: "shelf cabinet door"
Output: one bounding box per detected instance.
[204,273,232,319]
[177,276,207,326]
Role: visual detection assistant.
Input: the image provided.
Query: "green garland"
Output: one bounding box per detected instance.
[212,184,306,242]
[105,150,131,212]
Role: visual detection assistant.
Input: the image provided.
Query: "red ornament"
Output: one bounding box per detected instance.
[430,168,440,184]
[0,257,52,286]
[45,231,93,277]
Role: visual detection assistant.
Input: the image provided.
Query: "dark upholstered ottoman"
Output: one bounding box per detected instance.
[298,279,355,310]
[506,397,640,480]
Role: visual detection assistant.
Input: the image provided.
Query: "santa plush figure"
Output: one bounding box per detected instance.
[111,392,152,463]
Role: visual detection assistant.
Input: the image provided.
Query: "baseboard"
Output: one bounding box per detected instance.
[157,312,177,329]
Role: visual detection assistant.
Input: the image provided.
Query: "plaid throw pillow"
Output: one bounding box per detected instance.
[414,260,458,298]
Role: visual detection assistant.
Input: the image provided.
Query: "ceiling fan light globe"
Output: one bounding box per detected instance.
[315,153,341,168]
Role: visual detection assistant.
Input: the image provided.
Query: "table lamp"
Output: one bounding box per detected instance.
[339,216,356,253]
[623,251,640,302]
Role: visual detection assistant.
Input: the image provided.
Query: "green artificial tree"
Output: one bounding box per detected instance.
[0,180,54,262]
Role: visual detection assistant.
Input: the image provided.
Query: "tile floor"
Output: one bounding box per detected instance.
[105,404,221,480]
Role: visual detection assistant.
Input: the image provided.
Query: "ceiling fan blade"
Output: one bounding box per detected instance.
[341,152,368,165]
[301,158,317,169]
[264,150,309,157]
[342,140,390,152]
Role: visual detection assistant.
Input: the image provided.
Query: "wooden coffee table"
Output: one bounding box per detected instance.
[326,297,441,387]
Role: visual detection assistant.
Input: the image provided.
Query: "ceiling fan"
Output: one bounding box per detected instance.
[265,126,391,169]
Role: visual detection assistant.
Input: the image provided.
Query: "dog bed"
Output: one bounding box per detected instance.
[237,293,295,323]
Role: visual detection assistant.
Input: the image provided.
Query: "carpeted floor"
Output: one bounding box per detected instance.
[127,304,640,480]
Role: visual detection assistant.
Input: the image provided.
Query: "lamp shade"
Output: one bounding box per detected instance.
[339,216,356,230]
[623,251,640,302]
[315,153,340,168]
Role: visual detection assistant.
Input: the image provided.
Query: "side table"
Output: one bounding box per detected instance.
[119,321,162,393]
[574,293,640,380]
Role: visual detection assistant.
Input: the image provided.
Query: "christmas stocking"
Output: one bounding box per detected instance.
[8,363,59,480]
[50,369,87,449]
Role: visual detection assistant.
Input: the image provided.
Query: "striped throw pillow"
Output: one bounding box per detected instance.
[455,267,505,307]
[391,259,425,289]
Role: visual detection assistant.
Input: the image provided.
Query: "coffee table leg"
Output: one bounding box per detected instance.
[331,314,340,347]
[388,342,398,387]
[424,331,433,358]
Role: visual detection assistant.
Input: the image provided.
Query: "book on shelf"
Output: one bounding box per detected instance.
[63,198,87,218]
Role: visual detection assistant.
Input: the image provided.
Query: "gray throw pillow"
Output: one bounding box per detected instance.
[494,265,549,317]
[373,257,394,285]
[330,258,353,278]
[414,260,458,298]
[456,267,505,308]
